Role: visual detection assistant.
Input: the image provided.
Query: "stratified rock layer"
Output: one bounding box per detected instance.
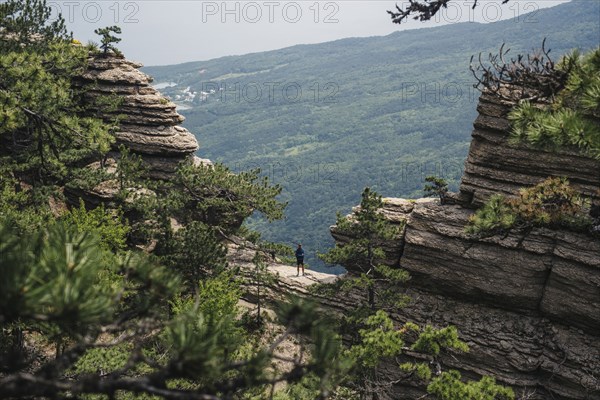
[402,202,600,331]
[76,54,199,179]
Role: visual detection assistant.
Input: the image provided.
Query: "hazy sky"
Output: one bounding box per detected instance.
[56,0,571,66]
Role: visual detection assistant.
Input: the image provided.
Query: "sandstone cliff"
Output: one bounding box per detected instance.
[330,91,600,399]
[369,199,599,399]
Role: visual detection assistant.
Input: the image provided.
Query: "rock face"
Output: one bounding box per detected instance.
[76,54,199,180]
[400,201,600,333]
[377,199,600,398]
[332,92,600,399]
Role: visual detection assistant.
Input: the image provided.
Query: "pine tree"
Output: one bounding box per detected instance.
[172,221,229,286]
[466,177,596,236]
[0,0,116,241]
[174,162,287,229]
[116,144,146,192]
[0,0,115,215]
[428,371,514,400]
[251,251,277,327]
[0,215,355,399]
[424,175,449,205]
[0,0,69,52]
[506,48,600,159]
[388,0,511,24]
[94,25,122,56]
[320,187,408,311]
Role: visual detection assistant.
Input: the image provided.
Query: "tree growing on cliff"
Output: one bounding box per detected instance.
[94,25,122,56]
[0,0,115,233]
[507,47,600,160]
[469,44,599,160]
[0,0,70,52]
[163,220,229,289]
[174,162,287,229]
[466,177,597,237]
[115,144,146,191]
[250,251,278,327]
[320,187,409,312]
[424,175,449,205]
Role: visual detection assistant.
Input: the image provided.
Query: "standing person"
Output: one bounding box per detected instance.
[295,244,305,276]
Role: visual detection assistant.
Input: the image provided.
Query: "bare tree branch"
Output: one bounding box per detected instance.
[388,0,510,24]
[469,39,569,102]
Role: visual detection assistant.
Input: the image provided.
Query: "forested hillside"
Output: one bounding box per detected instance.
[145,0,600,269]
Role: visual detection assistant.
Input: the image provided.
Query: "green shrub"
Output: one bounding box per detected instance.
[428,370,514,400]
[466,177,594,236]
[61,199,130,252]
[509,48,600,159]
[424,175,449,205]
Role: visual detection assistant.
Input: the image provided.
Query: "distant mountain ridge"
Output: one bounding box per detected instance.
[144,0,600,270]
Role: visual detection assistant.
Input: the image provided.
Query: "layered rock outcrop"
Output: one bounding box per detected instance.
[75,54,199,180]
[374,199,600,399]
[331,91,600,399]
[457,92,600,206]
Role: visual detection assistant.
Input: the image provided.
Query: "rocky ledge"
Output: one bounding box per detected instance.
[226,241,341,305]
[360,198,600,399]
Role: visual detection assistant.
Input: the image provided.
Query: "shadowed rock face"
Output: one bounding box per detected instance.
[76,54,199,180]
[330,91,600,399]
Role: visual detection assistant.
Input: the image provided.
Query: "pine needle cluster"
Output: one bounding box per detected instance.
[509,48,600,159]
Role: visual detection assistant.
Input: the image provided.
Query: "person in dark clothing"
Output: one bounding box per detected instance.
[295,244,305,276]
